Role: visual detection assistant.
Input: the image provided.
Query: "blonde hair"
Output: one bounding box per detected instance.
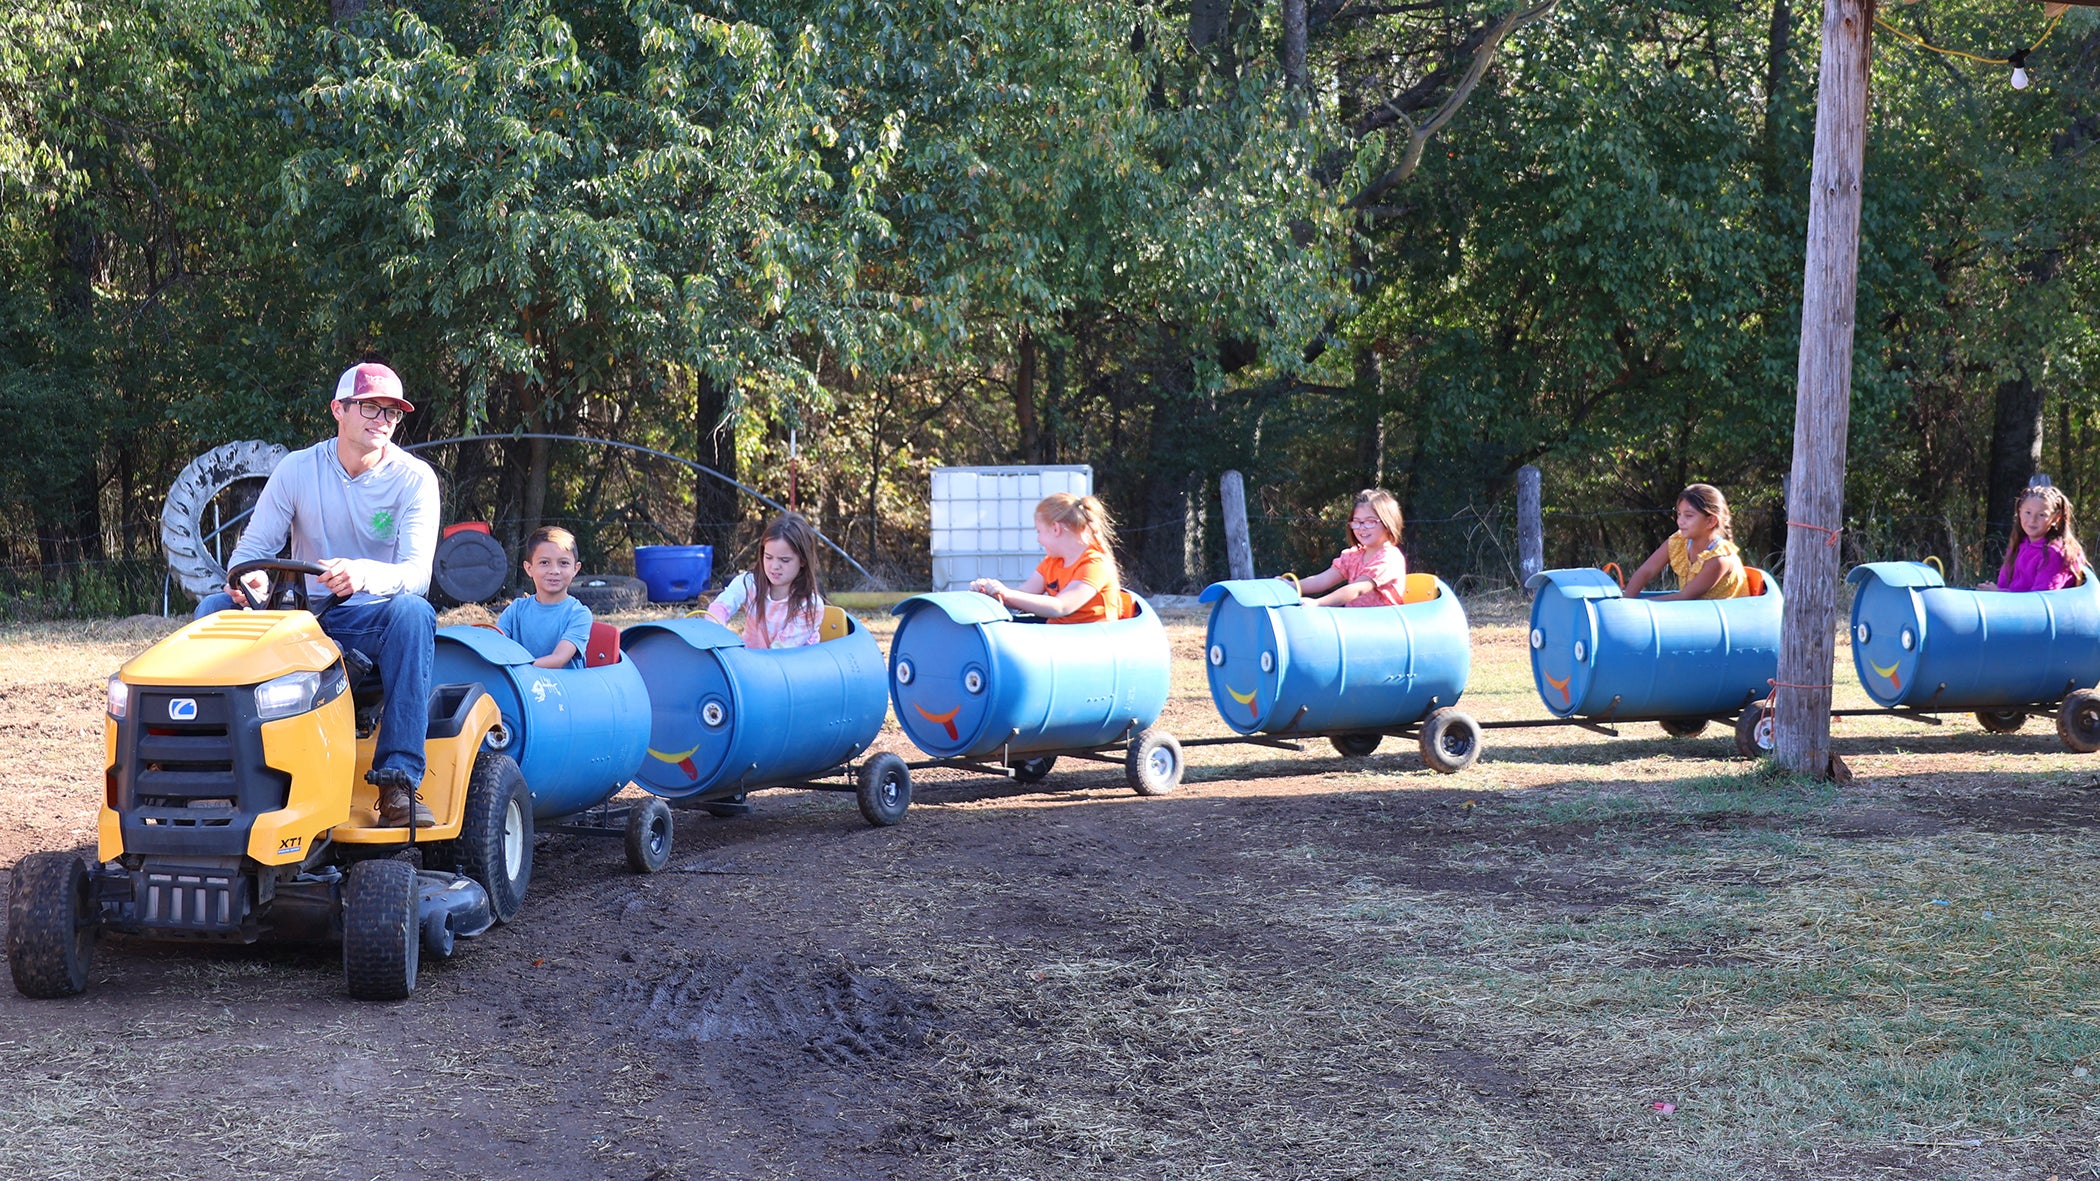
[1352,488,1403,547]
[1678,484,1733,540]
[524,526,579,561]
[2003,485,2087,572]
[1036,492,1119,554]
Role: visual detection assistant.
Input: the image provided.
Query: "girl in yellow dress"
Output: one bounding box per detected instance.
[1621,484,1750,600]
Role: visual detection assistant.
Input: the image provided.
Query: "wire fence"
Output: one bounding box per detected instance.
[0,502,2024,622]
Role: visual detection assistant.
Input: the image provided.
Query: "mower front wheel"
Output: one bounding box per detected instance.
[456,752,533,923]
[8,851,98,999]
[342,857,419,1001]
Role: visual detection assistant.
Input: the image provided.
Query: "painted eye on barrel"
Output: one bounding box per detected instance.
[1208,645,1224,666]
[1900,628,1915,651]
[701,700,727,727]
[1573,640,1588,663]
[1259,652,1274,673]
[895,659,915,685]
[1529,629,1543,649]
[1855,623,1871,644]
[964,667,985,694]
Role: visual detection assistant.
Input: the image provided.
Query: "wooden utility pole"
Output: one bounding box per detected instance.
[1775,0,1875,777]
[1220,470,1255,581]
[1516,465,1543,589]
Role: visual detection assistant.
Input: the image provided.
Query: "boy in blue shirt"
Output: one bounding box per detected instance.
[498,527,593,668]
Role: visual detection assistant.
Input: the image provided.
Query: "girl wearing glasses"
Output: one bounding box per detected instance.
[1288,488,1408,607]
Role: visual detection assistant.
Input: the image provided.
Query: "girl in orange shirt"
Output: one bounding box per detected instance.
[970,493,1130,623]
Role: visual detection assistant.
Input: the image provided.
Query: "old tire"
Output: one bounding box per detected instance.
[161,440,289,600]
[624,797,674,874]
[1735,702,1776,759]
[1330,732,1383,758]
[569,574,646,613]
[2058,689,2100,754]
[1126,728,1184,797]
[8,851,97,999]
[454,753,532,923]
[1659,717,1710,739]
[342,857,419,1001]
[1007,755,1057,784]
[856,753,912,826]
[1418,708,1482,774]
[1975,709,2028,735]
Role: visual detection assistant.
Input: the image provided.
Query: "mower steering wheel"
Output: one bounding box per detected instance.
[225,558,347,620]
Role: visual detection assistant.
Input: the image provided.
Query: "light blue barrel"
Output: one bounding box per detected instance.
[431,626,651,819]
[621,615,888,799]
[888,593,1171,760]
[1847,561,2100,709]
[1525,568,1783,720]
[1197,577,1469,735]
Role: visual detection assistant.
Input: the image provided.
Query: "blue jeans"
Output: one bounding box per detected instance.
[196,592,436,786]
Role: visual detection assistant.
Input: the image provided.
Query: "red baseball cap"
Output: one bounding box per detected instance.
[332,362,415,412]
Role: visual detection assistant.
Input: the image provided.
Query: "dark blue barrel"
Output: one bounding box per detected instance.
[431,626,651,819]
[1198,575,1469,735]
[888,593,1171,760]
[1525,568,1782,720]
[621,614,888,799]
[1847,561,2100,709]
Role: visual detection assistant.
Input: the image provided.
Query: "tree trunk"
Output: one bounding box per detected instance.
[1985,368,2044,536]
[1282,0,1307,92]
[1774,0,1874,780]
[691,370,740,554]
[1014,327,1039,462]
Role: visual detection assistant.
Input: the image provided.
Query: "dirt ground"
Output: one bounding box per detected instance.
[2,602,2098,1180]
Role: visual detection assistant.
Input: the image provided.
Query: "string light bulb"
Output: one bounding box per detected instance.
[2009,49,2031,89]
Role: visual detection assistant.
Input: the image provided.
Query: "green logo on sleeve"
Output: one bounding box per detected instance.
[371,509,396,540]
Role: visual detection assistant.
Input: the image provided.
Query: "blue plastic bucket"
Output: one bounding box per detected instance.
[634,545,713,602]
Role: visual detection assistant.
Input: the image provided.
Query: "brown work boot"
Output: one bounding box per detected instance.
[368,768,435,827]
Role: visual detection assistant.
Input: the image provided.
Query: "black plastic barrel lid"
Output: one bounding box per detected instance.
[433,529,509,604]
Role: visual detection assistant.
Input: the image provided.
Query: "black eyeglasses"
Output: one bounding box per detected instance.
[348,401,406,424]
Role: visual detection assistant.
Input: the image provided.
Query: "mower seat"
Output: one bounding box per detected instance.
[585,621,621,667]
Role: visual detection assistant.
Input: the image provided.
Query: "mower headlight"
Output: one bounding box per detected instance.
[106,675,130,720]
[255,670,322,720]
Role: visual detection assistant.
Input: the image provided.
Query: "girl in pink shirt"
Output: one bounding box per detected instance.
[1290,489,1408,607]
[1984,485,2086,593]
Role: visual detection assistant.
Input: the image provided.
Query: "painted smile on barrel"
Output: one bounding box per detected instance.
[1543,670,1571,705]
[913,702,961,740]
[1870,659,1901,691]
[1225,684,1259,721]
[648,744,701,779]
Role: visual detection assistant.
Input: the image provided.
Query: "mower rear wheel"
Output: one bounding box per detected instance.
[456,752,532,923]
[8,851,97,999]
[624,798,674,874]
[342,857,418,1001]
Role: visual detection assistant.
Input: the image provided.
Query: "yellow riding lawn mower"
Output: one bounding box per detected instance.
[7,560,534,1001]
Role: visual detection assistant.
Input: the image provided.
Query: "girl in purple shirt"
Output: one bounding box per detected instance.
[1986,486,2086,592]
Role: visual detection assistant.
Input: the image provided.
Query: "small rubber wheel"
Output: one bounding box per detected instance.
[1975,708,2027,735]
[1007,755,1057,784]
[1330,733,1382,758]
[453,752,532,923]
[624,797,675,874]
[342,857,419,1001]
[1658,717,1709,739]
[701,793,753,819]
[1735,701,1776,759]
[2058,688,2100,753]
[1417,708,1482,774]
[1126,728,1184,796]
[8,851,98,999]
[856,753,912,826]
